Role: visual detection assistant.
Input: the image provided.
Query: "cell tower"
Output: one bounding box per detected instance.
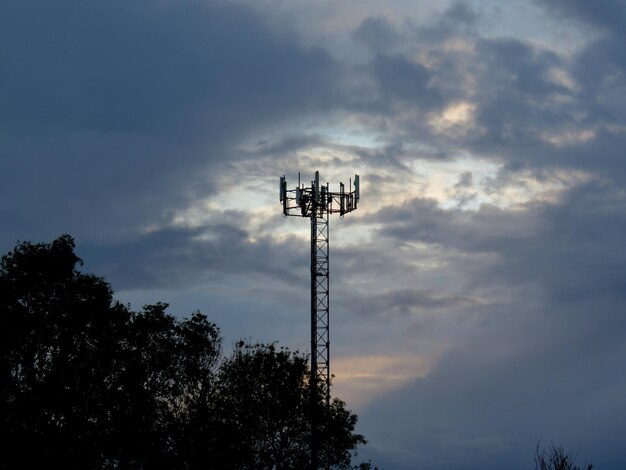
[279,170,359,468]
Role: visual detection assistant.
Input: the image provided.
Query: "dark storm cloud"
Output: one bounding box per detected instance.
[79,219,307,290]
[346,5,626,467]
[429,35,584,164]
[360,313,626,469]
[570,42,626,143]
[536,0,626,36]
[463,34,626,177]
[447,171,478,208]
[348,6,579,166]
[455,171,473,189]
[412,1,478,44]
[253,134,327,158]
[370,197,516,252]
[370,53,442,110]
[80,220,308,291]
[0,1,339,134]
[337,1,624,182]
[0,0,341,248]
[350,141,410,170]
[471,38,567,139]
[370,178,626,307]
[352,16,401,54]
[347,288,479,319]
[346,3,626,178]
[445,7,626,178]
[443,1,478,26]
[357,179,626,468]
[493,181,626,305]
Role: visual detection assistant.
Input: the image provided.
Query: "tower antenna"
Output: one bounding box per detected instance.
[279,170,360,469]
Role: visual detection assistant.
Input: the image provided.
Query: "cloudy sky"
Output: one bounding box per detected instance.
[3,0,626,467]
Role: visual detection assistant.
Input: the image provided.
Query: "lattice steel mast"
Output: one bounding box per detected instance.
[280,170,360,468]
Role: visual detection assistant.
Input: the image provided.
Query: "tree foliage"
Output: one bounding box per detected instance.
[0,235,366,469]
[535,442,593,470]
[209,342,365,469]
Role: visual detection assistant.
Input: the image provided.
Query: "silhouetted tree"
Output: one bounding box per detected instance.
[2,235,125,467]
[0,235,368,469]
[353,462,378,470]
[0,236,220,468]
[207,342,366,469]
[535,442,593,470]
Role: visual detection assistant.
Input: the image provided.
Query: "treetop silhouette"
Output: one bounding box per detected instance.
[0,235,366,469]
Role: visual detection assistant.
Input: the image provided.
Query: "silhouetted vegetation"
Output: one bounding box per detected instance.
[0,235,366,469]
[535,442,593,470]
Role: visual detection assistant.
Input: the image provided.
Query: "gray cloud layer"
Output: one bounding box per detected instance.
[1,0,341,245]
